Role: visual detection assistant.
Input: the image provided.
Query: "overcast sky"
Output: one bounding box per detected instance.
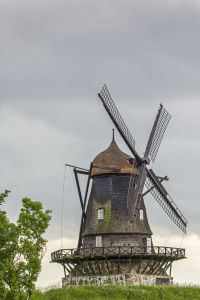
[1,0,200,286]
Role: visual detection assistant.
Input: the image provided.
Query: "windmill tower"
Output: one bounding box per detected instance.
[51,86,187,287]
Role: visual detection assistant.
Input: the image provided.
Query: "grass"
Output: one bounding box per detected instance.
[6,284,200,300]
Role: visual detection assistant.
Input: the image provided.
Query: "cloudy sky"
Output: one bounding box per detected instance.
[1,0,200,286]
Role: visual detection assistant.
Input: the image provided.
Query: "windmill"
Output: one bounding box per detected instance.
[51,86,187,287]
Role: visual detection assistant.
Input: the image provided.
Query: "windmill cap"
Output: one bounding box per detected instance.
[91,139,139,177]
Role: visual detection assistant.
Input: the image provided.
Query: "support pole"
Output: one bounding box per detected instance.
[74,169,86,218]
[77,163,93,248]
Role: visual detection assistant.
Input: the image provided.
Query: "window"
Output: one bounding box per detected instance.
[147,238,151,247]
[98,208,104,220]
[139,209,144,220]
[96,236,102,247]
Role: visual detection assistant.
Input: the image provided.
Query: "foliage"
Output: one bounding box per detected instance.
[0,191,52,300]
[15,284,200,300]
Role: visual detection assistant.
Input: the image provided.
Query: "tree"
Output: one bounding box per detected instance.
[0,192,52,300]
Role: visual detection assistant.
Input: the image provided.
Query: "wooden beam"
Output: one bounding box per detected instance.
[105,257,110,274]
[147,257,159,274]
[129,256,132,273]
[141,257,154,274]
[95,257,102,275]
[76,170,89,175]
[65,260,76,276]
[85,258,96,275]
[153,258,169,275]
[68,259,84,276]
[150,257,165,275]
[137,256,143,274]
[118,256,120,274]
[77,258,90,275]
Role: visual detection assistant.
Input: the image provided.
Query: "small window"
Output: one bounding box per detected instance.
[96,236,102,247]
[147,238,151,247]
[98,208,104,220]
[139,209,144,220]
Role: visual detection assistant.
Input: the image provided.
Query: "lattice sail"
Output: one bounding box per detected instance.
[127,160,143,222]
[98,85,141,161]
[145,170,187,233]
[147,104,171,163]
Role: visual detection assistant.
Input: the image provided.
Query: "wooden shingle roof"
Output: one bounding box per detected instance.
[91,141,138,177]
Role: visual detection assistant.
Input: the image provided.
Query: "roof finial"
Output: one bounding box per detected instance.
[112,128,115,142]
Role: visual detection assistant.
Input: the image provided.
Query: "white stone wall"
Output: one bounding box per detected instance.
[62,273,173,287]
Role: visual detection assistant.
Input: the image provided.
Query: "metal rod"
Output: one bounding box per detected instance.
[74,169,86,218]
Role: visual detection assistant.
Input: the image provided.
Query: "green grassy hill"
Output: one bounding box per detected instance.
[6,284,200,300]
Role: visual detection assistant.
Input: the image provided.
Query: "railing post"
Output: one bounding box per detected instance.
[119,247,121,255]
[131,246,132,255]
[71,249,73,256]
[103,247,104,255]
[158,247,160,255]
[171,248,172,256]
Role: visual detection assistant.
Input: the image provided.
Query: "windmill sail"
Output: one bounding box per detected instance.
[145,169,187,233]
[98,85,187,234]
[127,160,142,222]
[98,85,141,163]
[145,104,171,163]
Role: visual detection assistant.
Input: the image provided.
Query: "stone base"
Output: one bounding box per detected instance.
[62,273,173,287]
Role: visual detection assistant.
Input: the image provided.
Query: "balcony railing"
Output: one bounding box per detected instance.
[51,246,185,262]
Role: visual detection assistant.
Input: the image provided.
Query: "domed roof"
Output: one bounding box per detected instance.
[91,140,138,177]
